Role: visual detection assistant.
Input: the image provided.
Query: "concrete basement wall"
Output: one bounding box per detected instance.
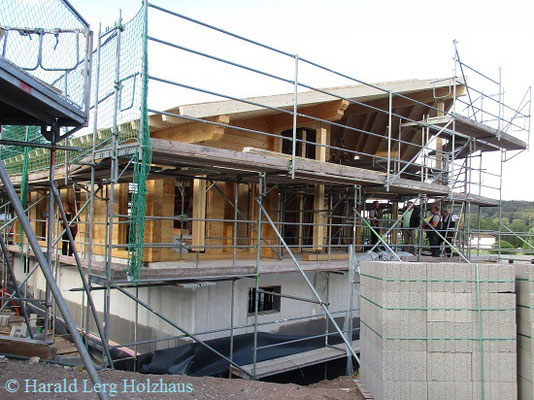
[12,255,358,354]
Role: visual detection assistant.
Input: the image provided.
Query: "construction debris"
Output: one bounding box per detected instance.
[0,335,56,359]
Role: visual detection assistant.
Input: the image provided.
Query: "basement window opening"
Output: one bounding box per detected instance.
[248,286,281,315]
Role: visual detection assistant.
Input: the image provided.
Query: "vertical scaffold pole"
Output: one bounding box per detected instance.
[290,55,299,179]
[86,23,102,349]
[451,40,458,197]
[386,90,392,191]
[252,172,265,377]
[44,127,57,338]
[498,67,502,141]
[233,181,238,266]
[104,11,123,359]
[228,277,236,378]
[498,149,504,262]
[345,244,355,375]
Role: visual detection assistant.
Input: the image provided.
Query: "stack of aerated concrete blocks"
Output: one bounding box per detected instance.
[516,263,534,399]
[360,261,517,400]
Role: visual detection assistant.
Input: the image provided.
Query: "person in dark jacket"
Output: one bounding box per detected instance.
[61,202,78,256]
[408,205,421,253]
[368,201,381,249]
[426,205,442,257]
[401,201,415,253]
[409,205,421,229]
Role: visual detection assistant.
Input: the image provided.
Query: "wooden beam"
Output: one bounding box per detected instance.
[435,101,445,179]
[192,178,207,251]
[312,184,326,251]
[312,124,330,251]
[354,112,377,151]
[400,105,426,161]
[203,114,274,151]
[151,115,229,143]
[375,150,399,159]
[148,114,169,130]
[346,86,465,116]
[161,114,185,125]
[144,179,176,262]
[360,112,387,155]
[300,129,307,158]
[271,99,349,132]
[302,253,348,261]
[315,124,330,162]
[0,335,57,359]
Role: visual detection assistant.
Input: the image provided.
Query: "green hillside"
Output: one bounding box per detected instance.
[473,200,534,249]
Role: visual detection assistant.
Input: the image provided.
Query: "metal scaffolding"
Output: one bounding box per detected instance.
[0,0,532,384]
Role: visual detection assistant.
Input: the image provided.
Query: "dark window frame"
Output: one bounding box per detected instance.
[248,286,281,315]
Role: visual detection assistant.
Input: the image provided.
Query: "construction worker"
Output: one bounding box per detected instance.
[425,205,442,257]
[61,202,78,256]
[368,201,381,249]
[409,204,421,252]
[402,201,415,253]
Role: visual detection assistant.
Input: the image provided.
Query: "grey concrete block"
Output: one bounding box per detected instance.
[518,376,533,400]
[428,381,458,400]
[427,352,472,382]
[472,382,517,400]
[472,352,517,383]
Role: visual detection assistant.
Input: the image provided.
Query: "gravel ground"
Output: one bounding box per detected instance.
[0,358,364,400]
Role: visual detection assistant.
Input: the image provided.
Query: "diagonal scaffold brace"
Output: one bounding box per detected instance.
[0,160,109,400]
[0,233,34,339]
[256,199,360,365]
[50,181,114,369]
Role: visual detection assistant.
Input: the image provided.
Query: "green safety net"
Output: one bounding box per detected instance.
[0,5,151,285]
[126,4,151,284]
[0,126,38,248]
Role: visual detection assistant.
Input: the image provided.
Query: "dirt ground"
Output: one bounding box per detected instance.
[0,357,365,400]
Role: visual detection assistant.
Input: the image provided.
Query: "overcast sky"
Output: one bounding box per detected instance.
[70,0,533,201]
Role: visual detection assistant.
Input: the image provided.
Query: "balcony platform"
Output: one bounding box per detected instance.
[231,341,360,379]
[0,58,86,127]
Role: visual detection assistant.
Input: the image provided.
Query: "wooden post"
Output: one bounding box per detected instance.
[355,204,362,249]
[144,178,175,262]
[392,202,398,245]
[312,124,330,251]
[313,184,326,251]
[436,101,445,181]
[297,194,304,252]
[192,177,206,252]
[300,129,307,158]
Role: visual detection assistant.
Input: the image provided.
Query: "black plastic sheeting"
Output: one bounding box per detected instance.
[115,329,359,378]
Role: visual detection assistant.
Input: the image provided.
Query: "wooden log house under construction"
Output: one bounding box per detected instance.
[0,0,532,395]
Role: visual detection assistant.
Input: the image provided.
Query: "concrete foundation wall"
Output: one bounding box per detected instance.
[12,255,358,354]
